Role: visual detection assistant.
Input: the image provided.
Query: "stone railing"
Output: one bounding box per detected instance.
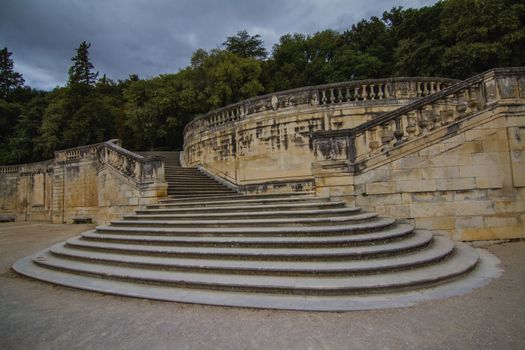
[312,67,525,167]
[0,160,53,175]
[184,77,458,142]
[98,140,165,183]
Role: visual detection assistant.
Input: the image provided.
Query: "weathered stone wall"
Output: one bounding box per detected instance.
[350,109,524,241]
[0,140,167,225]
[312,68,525,241]
[185,68,525,241]
[0,161,53,221]
[184,78,456,193]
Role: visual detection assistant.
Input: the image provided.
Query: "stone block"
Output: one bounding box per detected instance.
[454,200,496,216]
[410,202,455,217]
[459,165,503,178]
[436,178,476,191]
[397,180,437,193]
[484,216,519,227]
[431,153,472,167]
[455,216,484,229]
[415,216,455,230]
[365,182,397,195]
[422,166,460,180]
[475,177,503,189]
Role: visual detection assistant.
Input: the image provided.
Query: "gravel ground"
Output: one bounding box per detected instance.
[0,222,524,350]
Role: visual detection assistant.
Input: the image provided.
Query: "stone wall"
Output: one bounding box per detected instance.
[312,68,525,241]
[184,77,456,193]
[184,68,525,241]
[0,140,167,225]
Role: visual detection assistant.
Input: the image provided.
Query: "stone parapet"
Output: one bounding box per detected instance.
[0,140,167,225]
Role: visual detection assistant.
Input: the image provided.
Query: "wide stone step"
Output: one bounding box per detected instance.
[81,223,414,247]
[110,213,378,228]
[64,230,432,260]
[137,201,346,214]
[49,236,453,276]
[155,194,318,207]
[168,189,235,196]
[125,207,362,221]
[29,241,478,295]
[95,217,396,236]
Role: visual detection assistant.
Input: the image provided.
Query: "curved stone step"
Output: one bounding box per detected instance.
[64,230,431,260]
[28,241,478,295]
[110,212,378,228]
[95,217,396,236]
[159,192,315,204]
[49,236,453,276]
[137,200,347,214]
[124,207,362,221]
[81,223,415,247]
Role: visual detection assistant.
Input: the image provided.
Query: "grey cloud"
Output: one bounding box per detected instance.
[0,0,437,90]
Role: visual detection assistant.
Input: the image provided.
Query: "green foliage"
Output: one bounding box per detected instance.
[68,41,98,86]
[0,47,25,99]
[222,30,267,59]
[1,0,524,164]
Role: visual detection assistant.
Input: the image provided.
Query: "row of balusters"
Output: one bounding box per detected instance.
[186,80,455,137]
[317,80,451,105]
[355,85,482,160]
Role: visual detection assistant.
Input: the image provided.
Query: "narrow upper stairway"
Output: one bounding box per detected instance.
[13,172,487,311]
[139,151,238,198]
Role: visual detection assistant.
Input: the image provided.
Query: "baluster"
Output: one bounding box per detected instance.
[134,161,141,180]
[377,83,384,99]
[419,107,432,135]
[417,82,422,97]
[321,90,327,104]
[329,88,335,103]
[394,117,405,146]
[431,103,442,129]
[442,95,456,125]
[345,87,351,101]
[384,83,390,98]
[368,127,380,154]
[455,90,467,120]
[467,84,479,113]
[369,84,376,99]
[381,122,394,151]
[337,87,343,103]
[422,82,429,96]
[430,81,436,94]
[354,86,360,100]
[361,85,368,100]
[406,111,418,140]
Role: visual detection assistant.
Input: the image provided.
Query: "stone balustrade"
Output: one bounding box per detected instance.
[312,67,525,168]
[0,139,167,224]
[184,77,458,142]
[99,140,165,184]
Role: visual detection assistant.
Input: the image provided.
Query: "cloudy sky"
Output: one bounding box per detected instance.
[1,0,437,90]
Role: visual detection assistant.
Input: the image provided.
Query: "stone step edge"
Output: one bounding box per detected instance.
[124,207,362,220]
[95,218,396,235]
[138,201,346,213]
[49,236,454,275]
[28,242,479,295]
[81,224,414,245]
[110,213,378,227]
[12,243,495,311]
[64,230,432,259]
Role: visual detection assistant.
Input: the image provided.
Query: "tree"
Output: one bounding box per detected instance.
[222,30,267,60]
[68,41,98,86]
[0,47,25,99]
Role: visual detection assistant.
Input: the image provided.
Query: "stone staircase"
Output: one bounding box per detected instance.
[140,151,238,198]
[13,182,484,311]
